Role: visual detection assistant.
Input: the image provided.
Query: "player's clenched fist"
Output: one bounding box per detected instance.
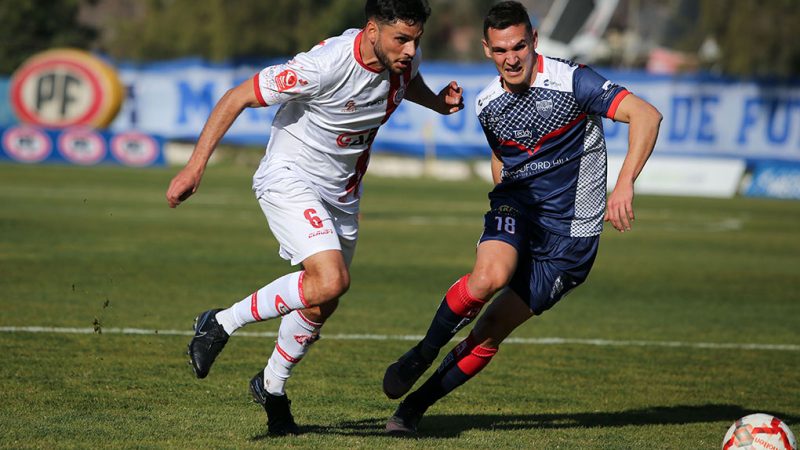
[439,81,464,114]
[166,167,202,208]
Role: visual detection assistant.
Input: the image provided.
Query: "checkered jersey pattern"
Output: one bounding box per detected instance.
[571,116,607,237]
[475,56,627,238]
[478,88,583,161]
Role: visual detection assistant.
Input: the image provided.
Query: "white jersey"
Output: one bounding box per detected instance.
[252,28,421,213]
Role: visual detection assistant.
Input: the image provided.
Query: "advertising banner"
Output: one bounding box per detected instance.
[106,59,800,164]
[0,125,165,167]
[744,162,800,199]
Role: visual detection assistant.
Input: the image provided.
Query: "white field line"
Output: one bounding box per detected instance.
[1,326,798,352]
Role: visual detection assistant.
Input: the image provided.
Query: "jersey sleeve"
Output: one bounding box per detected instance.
[253,50,322,107]
[572,65,630,120]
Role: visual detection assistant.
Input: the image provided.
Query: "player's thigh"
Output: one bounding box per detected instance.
[469,240,518,298]
[510,228,599,315]
[258,181,342,266]
[472,202,529,295]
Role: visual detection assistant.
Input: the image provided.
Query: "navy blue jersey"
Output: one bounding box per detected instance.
[475,55,630,237]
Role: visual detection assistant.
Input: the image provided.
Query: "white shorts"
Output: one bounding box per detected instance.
[257,175,358,267]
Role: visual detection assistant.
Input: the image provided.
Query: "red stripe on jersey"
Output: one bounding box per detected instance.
[456,345,497,376]
[275,343,301,363]
[250,292,262,321]
[532,113,587,154]
[606,89,630,119]
[498,138,534,156]
[537,54,544,73]
[382,67,412,124]
[354,30,381,73]
[253,74,267,107]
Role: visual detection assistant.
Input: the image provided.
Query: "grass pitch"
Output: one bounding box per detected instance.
[1,162,798,449]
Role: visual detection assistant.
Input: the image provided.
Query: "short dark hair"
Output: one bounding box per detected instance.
[365,0,431,26]
[483,1,533,39]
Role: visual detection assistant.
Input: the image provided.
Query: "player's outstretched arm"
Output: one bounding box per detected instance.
[166,79,264,208]
[605,93,662,232]
[404,73,463,115]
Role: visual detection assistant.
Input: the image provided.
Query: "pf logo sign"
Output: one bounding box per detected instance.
[10,48,124,128]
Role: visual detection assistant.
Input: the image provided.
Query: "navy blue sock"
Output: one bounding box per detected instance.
[417,275,485,363]
[407,335,498,410]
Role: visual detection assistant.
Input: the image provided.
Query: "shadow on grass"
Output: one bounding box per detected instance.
[251,404,800,439]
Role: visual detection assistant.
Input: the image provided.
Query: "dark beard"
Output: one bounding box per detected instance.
[374,41,402,74]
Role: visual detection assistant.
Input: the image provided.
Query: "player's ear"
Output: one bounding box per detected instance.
[365,19,379,44]
[482,39,491,59]
[531,29,538,50]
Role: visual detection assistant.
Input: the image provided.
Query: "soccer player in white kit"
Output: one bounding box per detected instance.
[165,0,463,436]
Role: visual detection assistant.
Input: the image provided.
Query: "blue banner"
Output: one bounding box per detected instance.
[744,162,800,199]
[104,58,800,163]
[0,125,165,167]
[0,78,15,128]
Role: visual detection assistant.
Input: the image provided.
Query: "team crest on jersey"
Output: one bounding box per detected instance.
[274,69,298,92]
[536,98,554,118]
[393,86,406,104]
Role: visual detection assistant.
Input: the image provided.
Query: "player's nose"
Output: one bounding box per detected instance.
[403,41,417,58]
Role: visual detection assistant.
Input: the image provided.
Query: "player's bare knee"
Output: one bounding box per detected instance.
[469,269,509,299]
[317,270,350,301]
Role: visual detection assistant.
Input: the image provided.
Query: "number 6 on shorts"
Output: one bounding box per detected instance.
[304,208,323,229]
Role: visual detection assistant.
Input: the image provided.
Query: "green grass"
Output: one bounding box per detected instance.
[1,162,799,449]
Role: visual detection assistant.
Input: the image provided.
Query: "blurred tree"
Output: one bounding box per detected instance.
[0,0,97,74]
[4,0,797,78]
[676,0,800,77]
[100,0,497,63]
[102,0,364,62]
[423,0,496,61]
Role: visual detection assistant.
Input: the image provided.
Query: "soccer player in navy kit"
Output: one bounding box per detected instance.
[382,1,662,434]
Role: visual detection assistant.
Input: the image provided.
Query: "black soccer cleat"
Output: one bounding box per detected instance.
[187,308,229,379]
[383,346,431,399]
[249,371,300,436]
[385,400,426,436]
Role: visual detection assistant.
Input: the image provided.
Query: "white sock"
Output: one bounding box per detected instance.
[263,310,321,395]
[215,271,307,335]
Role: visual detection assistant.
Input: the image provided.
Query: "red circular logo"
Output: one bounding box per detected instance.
[110,132,159,166]
[9,49,124,128]
[58,127,107,165]
[2,126,53,163]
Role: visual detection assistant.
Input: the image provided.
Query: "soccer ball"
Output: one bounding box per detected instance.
[722,413,797,450]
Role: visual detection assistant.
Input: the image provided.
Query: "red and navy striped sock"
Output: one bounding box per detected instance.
[407,332,498,410]
[417,274,486,362]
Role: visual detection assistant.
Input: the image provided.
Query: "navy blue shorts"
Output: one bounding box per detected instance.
[478,200,599,315]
